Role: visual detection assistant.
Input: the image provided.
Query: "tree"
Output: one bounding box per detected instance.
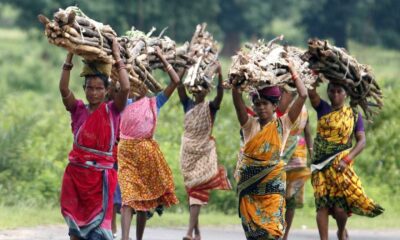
[369,0,400,49]
[128,0,219,42]
[218,0,292,56]
[300,0,357,49]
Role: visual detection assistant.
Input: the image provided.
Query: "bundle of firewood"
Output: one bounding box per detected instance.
[38,6,194,96]
[38,7,117,63]
[183,23,219,93]
[225,35,316,92]
[113,28,192,96]
[302,38,383,119]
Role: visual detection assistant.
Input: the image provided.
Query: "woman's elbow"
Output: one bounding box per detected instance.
[360,138,366,149]
[357,136,366,150]
[120,85,130,95]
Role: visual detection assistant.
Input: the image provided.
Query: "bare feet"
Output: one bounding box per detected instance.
[337,229,349,240]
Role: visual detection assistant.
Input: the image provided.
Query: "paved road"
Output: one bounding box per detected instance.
[0,225,399,240]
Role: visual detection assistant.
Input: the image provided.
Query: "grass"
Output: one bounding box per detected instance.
[1,204,398,230]
[0,205,64,229]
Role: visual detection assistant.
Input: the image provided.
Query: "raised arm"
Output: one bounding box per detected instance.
[176,68,189,104]
[232,85,249,126]
[112,38,130,112]
[210,61,224,109]
[308,82,321,109]
[277,88,293,114]
[287,61,308,123]
[155,46,179,98]
[59,52,77,111]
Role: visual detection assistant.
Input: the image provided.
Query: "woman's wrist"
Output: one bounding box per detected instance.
[63,62,73,71]
[165,64,173,73]
[291,71,299,81]
[343,155,353,164]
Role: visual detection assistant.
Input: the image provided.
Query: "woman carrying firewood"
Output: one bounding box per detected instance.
[59,38,130,240]
[232,60,308,240]
[117,46,180,240]
[308,82,384,240]
[177,63,232,240]
[276,90,313,240]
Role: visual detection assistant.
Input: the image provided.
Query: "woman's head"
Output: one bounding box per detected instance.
[83,75,109,105]
[193,89,208,103]
[327,82,347,107]
[251,86,281,120]
[132,82,148,99]
[192,82,210,103]
[81,61,112,105]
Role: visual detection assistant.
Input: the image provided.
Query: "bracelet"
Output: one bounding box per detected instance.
[115,59,124,67]
[63,62,73,71]
[343,155,353,164]
[291,73,299,81]
[118,65,127,71]
[165,64,173,72]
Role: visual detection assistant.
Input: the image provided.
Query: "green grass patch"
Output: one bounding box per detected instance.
[0,205,64,229]
[1,205,397,230]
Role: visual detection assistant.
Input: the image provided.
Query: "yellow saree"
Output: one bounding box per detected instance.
[311,106,384,217]
[237,118,286,240]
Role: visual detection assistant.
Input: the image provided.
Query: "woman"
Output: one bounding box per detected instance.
[277,91,313,240]
[308,82,384,240]
[118,47,180,240]
[177,64,232,240]
[232,61,307,240]
[59,38,130,240]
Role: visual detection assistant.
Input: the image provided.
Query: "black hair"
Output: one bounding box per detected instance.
[82,61,110,89]
[252,95,280,105]
[327,82,348,94]
[200,81,210,90]
[84,74,109,89]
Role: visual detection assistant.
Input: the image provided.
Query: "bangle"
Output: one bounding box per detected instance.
[118,65,127,71]
[115,59,124,67]
[165,64,173,72]
[291,73,299,81]
[343,155,352,164]
[63,62,73,71]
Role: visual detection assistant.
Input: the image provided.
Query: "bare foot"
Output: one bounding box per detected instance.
[337,229,349,240]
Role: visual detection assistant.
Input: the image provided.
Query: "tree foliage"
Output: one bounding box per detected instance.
[3,0,399,54]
